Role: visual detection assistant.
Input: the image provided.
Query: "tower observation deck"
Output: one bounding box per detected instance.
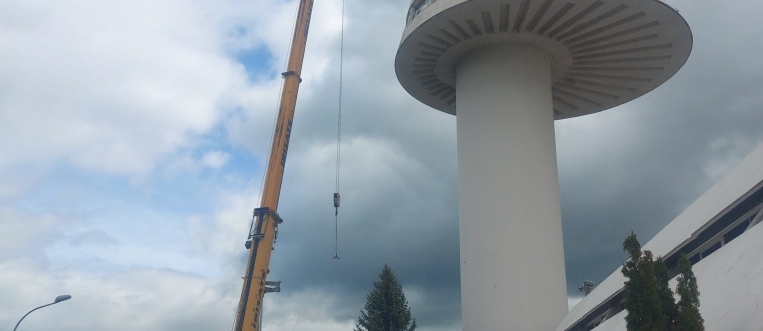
[394,1,692,330]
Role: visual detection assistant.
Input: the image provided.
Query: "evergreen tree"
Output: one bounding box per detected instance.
[354,264,417,331]
[622,233,644,331]
[675,254,704,331]
[655,257,678,330]
[621,233,666,331]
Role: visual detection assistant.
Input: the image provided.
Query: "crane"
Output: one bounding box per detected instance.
[233,0,315,330]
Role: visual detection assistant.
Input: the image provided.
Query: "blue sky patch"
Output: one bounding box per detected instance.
[236,46,277,81]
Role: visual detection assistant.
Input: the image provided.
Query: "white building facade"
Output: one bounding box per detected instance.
[558,141,763,331]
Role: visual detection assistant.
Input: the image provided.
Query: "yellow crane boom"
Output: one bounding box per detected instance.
[234,1,315,330]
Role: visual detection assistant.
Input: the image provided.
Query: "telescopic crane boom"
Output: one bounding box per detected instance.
[233,1,314,330]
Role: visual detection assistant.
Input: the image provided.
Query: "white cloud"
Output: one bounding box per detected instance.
[4,0,763,330]
[201,151,231,169]
[0,259,237,331]
[264,289,357,331]
[0,0,257,176]
[0,182,258,330]
[0,207,60,260]
[188,184,261,269]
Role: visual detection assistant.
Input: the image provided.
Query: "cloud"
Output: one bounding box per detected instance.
[3,0,763,331]
[0,0,255,176]
[0,259,237,331]
[0,207,60,261]
[0,179,259,330]
[65,229,119,247]
[263,289,358,331]
[201,151,231,170]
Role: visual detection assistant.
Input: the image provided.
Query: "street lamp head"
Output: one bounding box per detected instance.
[54,295,71,303]
[14,295,73,331]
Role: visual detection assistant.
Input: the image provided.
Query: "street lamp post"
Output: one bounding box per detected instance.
[13,295,72,331]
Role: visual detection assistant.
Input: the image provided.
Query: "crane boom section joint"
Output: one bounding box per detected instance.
[281,71,303,83]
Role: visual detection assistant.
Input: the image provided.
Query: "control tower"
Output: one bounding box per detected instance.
[394,1,692,330]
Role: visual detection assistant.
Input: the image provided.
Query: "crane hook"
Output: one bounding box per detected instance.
[333,192,340,259]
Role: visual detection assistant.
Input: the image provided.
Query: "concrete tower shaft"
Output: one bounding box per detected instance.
[457,45,567,331]
[395,1,692,331]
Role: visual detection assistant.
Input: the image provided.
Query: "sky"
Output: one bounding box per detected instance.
[1,0,763,330]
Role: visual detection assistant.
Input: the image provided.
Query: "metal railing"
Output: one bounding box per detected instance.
[406,0,437,25]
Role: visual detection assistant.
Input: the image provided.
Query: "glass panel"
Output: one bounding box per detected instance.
[724,219,751,244]
[701,241,722,258]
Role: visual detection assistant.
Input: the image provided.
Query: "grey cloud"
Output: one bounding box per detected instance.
[252,0,763,329]
[4,0,763,330]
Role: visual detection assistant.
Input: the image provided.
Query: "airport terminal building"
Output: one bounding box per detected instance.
[558,142,763,331]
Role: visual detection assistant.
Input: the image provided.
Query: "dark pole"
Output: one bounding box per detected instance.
[13,295,71,331]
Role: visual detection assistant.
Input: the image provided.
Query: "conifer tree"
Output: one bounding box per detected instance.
[354,264,417,331]
[622,232,644,331]
[675,254,704,331]
[655,257,678,330]
[621,233,666,331]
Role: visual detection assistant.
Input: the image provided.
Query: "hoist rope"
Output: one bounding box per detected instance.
[335,0,344,193]
[333,0,346,260]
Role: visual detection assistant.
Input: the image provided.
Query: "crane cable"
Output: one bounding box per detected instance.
[333,0,346,260]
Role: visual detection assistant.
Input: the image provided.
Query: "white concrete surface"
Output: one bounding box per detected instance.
[395,0,693,118]
[557,141,763,331]
[456,45,568,331]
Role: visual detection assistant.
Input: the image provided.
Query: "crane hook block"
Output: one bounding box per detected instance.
[334,193,340,208]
